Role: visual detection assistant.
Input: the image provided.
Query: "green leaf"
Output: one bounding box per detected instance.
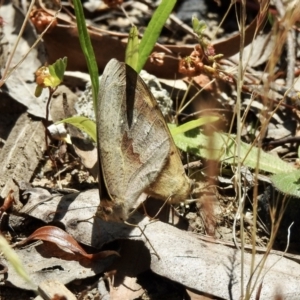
[53,57,67,81]
[271,170,300,198]
[73,0,99,112]
[57,116,97,142]
[137,0,176,73]
[48,64,57,79]
[45,57,68,87]
[170,116,219,136]
[169,124,296,174]
[125,26,139,71]
[35,85,43,97]
[192,16,207,37]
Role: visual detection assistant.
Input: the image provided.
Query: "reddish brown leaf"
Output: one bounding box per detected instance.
[17,225,119,260]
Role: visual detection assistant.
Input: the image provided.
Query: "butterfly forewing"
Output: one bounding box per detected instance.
[97,59,170,211]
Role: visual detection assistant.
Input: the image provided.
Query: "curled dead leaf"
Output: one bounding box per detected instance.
[16,225,119,260]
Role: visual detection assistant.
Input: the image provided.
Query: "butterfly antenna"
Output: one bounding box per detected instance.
[124,219,161,260]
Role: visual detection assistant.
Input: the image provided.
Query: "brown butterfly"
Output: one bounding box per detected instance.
[97,59,190,221]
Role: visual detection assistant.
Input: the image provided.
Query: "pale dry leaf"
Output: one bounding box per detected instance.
[0,241,115,291]
[230,33,275,67]
[0,2,48,118]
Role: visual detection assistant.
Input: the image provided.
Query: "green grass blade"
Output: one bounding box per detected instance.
[170,116,219,136]
[73,0,99,112]
[0,235,33,286]
[137,0,176,72]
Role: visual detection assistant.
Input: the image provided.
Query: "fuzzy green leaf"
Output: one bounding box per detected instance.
[271,170,300,198]
[57,116,97,142]
[53,57,67,81]
[169,124,296,174]
[192,16,207,37]
[170,116,219,136]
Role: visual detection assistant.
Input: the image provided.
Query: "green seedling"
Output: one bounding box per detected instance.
[35,57,67,96]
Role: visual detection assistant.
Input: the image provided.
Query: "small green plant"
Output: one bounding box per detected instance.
[35,57,67,97]
[34,57,68,146]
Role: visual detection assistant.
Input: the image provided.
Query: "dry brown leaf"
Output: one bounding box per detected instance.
[16,225,119,260]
